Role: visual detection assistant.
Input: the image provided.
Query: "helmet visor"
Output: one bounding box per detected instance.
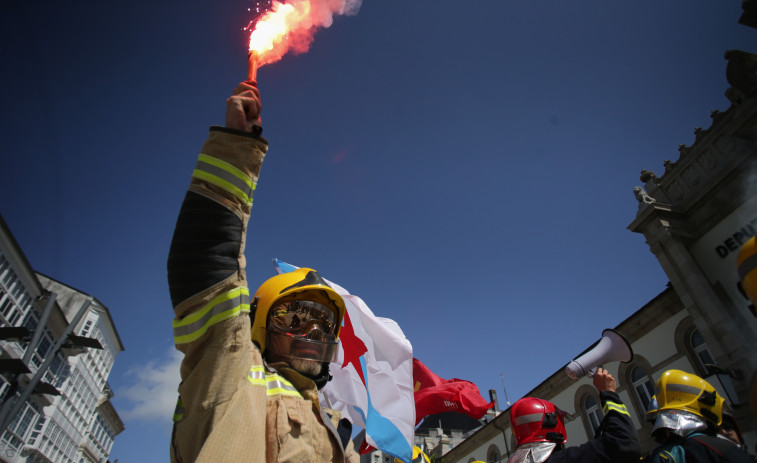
[268,300,338,336]
[266,300,339,363]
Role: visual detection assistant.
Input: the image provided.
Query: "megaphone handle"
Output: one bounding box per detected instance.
[587,367,598,377]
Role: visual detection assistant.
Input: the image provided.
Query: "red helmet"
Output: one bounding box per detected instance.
[510,398,567,446]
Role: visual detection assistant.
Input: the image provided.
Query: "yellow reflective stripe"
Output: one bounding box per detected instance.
[603,400,630,417]
[193,153,256,206]
[173,287,250,344]
[173,397,185,422]
[248,366,303,398]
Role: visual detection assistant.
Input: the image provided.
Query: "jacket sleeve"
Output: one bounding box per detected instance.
[166,125,267,400]
[168,127,267,309]
[547,391,640,463]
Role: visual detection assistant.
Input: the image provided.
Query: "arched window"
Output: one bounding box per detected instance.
[487,444,501,462]
[689,329,715,373]
[583,395,603,433]
[631,366,656,412]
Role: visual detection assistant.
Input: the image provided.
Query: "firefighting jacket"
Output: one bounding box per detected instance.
[167,126,359,463]
[643,432,753,463]
[541,391,639,463]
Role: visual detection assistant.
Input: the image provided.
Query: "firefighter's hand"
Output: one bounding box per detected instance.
[593,368,617,393]
[225,81,262,132]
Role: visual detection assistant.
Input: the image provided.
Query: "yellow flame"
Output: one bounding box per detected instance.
[248,1,312,66]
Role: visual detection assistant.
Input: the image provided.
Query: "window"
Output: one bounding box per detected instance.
[487,445,501,462]
[80,320,93,337]
[689,330,715,373]
[583,395,603,433]
[28,415,46,446]
[631,366,655,412]
[0,296,19,325]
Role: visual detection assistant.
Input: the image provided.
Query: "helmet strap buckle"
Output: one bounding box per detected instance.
[542,412,558,428]
[698,390,716,406]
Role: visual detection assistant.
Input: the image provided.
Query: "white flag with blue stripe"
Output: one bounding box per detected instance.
[273,259,415,463]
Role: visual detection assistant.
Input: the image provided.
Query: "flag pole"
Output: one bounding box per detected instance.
[321,390,334,409]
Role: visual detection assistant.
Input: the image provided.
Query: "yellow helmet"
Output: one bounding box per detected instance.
[394,446,430,463]
[737,236,757,310]
[645,395,658,424]
[655,370,724,426]
[251,268,346,354]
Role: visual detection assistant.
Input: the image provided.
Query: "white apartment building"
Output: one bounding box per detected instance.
[0,214,124,463]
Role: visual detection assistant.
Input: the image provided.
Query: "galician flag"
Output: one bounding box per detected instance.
[273,259,415,463]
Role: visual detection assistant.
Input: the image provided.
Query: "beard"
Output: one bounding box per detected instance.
[289,357,323,377]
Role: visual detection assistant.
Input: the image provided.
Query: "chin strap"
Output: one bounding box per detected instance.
[312,363,333,390]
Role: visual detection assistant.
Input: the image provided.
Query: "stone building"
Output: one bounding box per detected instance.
[440,10,757,463]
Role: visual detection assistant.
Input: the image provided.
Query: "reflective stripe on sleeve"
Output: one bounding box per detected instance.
[603,400,631,417]
[173,397,185,422]
[248,366,303,398]
[173,287,250,344]
[193,154,256,206]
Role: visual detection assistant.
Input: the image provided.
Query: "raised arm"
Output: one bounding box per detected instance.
[167,81,266,309]
[167,82,269,462]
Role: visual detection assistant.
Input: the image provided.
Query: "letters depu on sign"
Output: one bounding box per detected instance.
[715,216,757,258]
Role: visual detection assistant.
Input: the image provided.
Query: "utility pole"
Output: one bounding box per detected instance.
[499,374,512,457]
[499,374,511,407]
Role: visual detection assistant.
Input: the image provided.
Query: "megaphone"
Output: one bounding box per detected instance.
[565,329,633,379]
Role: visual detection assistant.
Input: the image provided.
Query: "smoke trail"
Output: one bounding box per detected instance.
[248,0,362,66]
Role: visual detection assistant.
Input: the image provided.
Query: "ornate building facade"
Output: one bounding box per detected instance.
[440,9,757,463]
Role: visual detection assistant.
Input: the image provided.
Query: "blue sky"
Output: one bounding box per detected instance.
[1,0,755,460]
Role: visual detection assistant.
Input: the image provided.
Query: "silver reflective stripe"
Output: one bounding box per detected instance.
[513,412,543,426]
[193,154,255,206]
[665,383,701,396]
[248,366,302,398]
[738,253,757,280]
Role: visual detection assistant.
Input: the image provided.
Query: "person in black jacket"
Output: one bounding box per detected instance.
[505,368,639,463]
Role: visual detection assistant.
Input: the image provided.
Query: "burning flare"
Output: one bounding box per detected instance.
[245,0,362,69]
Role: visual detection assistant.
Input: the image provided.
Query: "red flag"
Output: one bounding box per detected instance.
[359,439,376,455]
[413,358,494,425]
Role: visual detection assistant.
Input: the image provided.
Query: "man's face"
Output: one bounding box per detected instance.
[264,299,339,377]
[718,427,742,446]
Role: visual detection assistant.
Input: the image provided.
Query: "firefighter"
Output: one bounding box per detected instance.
[505,368,639,463]
[643,370,751,463]
[167,81,358,462]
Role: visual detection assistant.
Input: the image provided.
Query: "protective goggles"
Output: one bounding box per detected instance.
[267,300,338,338]
[266,300,339,363]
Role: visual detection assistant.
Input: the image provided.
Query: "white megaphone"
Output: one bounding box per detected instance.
[565,329,633,379]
